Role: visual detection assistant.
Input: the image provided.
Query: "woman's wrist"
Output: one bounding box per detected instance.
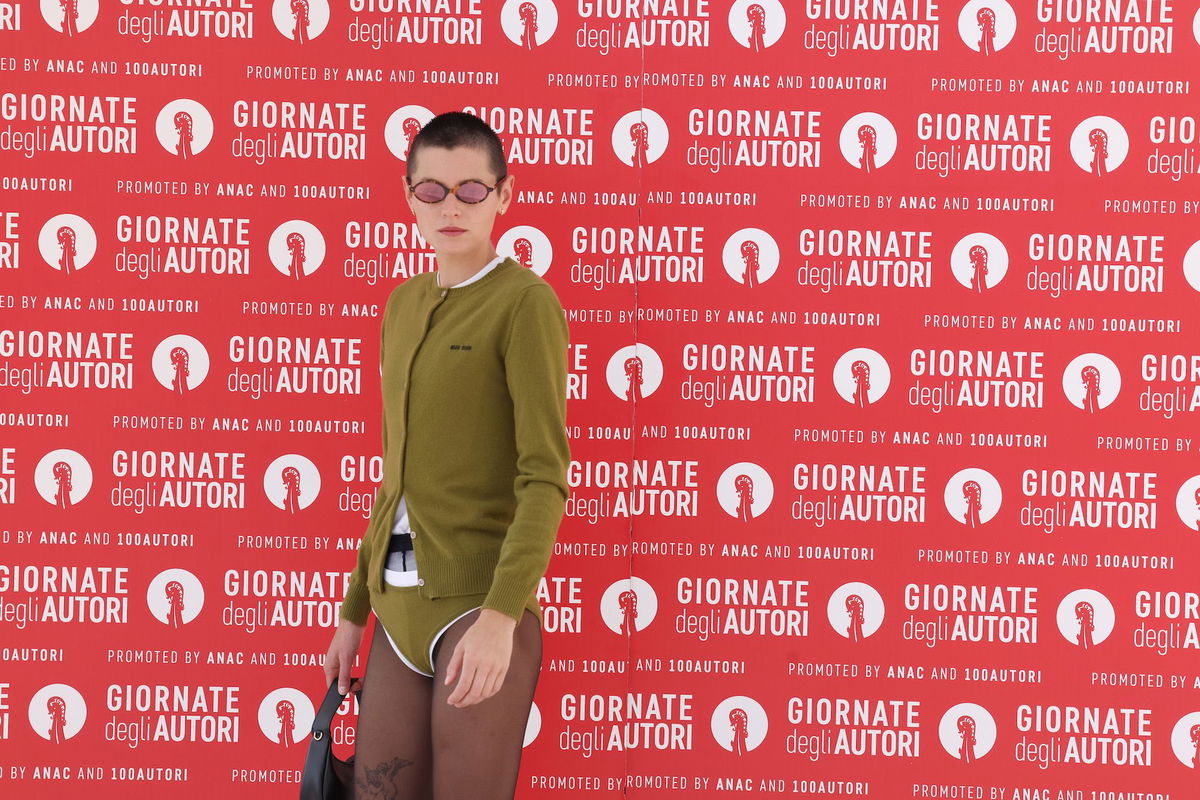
[478,607,518,630]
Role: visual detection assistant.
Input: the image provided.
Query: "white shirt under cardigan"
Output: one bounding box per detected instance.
[383,255,506,586]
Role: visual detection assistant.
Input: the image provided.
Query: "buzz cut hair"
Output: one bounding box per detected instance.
[407,111,507,180]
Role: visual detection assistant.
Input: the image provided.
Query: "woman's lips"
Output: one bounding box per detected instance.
[439,227,466,235]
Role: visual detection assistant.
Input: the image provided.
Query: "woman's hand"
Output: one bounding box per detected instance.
[324,619,366,695]
[444,609,518,708]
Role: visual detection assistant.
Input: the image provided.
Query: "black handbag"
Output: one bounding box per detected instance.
[299,679,360,800]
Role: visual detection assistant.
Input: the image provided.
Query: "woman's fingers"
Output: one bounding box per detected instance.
[444,641,464,686]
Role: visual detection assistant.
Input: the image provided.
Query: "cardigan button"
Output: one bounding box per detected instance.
[440,290,447,297]
[417,578,425,586]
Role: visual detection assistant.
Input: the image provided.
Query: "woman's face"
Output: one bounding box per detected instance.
[404,144,513,261]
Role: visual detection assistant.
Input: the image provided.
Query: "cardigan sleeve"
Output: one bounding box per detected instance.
[483,284,571,622]
[339,292,393,625]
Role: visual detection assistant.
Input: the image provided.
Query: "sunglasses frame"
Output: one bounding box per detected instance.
[405,175,507,204]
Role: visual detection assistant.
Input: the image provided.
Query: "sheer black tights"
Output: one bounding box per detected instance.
[353,610,542,800]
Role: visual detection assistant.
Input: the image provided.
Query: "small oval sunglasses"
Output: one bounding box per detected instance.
[406,176,507,204]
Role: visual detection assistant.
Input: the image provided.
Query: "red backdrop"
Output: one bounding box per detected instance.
[5,0,1200,796]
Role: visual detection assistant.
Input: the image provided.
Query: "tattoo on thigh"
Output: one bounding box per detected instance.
[355,757,415,799]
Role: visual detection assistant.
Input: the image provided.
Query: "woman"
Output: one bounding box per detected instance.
[324,111,570,800]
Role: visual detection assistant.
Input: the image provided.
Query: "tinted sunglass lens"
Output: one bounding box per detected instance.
[456,182,490,203]
[413,182,447,202]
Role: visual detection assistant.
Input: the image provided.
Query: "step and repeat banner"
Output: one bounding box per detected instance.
[4,0,1200,797]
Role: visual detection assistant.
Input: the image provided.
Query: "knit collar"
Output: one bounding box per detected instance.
[427,256,516,296]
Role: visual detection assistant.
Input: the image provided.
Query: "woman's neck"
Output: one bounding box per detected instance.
[436,246,499,287]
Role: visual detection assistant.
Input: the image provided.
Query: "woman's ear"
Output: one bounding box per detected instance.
[499,173,515,214]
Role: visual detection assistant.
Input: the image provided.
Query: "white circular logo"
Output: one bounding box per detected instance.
[1170,711,1200,767]
[39,214,97,275]
[1070,116,1129,175]
[839,113,897,171]
[35,448,92,507]
[258,688,315,748]
[1055,589,1114,649]
[263,454,322,512]
[146,568,205,626]
[943,468,1002,527]
[523,700,541,747]
[938,703,996,762]
[605,344,664,401]
[612,109,669,167]
[1181,240,1200,293]
[727,0,786,50]
[722,228,779,286]
[826,582,884,640]
[271,0,330,42]
[151,334,210,393]
[384,105,436,161]
[497,225,552,277]
[716,462,773,520]
[950,233,1008,292]
[599,577,657,635]
[155,99,214,158]
[1061,353,1120,411]
[269,220,326,278]
[28,683,87,742]
[833,348,890,406]
[501,0,558,48]
[40,0,99,33]
[1174,475,1200,531]
[957,0,1016,54]
[710,695,768,754]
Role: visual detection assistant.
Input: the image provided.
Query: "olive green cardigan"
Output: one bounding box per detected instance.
[340,257,571,624]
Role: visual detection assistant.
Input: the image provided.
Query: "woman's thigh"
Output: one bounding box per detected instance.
[354,618,435,800]
[429,609,542,800]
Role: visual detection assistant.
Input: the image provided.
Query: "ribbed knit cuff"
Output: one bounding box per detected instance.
[482,580,531,624]
[339,578,371,625]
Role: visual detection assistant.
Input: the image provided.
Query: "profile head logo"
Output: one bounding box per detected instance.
[728,0,785,51]
[722,228,779,287]
[1061,353,1120,413]
[39,214,97,276]
[605,344,663,402]
[1070,116,1128,176]
[41,0,98,35]
[264,454,321,513]
[1172,475,1200,531]
[155,100,214,160]
[35,448,92,508]
[497,225,552,277]
[826,582,884,642]
[272,0,330,43]
[384,105,436,161]
[1170,711,1200,768]
[716,462,773,521]
[612,109,668,167]
[840,113,897,172]
[600,577,657,636]
[943,468,1001,528]
[152,335,210,394]
[258,688,315,748]
[958,0,1016,54]
[1055,589,1114,652]
[269,221,326,279]
[833,348,890,407]
[147,568,205,628]
[938,703,996,763]
[950,233,1008,293]
[711,696,767,755]
[501,0,558,48]
[29,683,86,743]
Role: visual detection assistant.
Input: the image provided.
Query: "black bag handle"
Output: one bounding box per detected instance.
[300,679,361,800]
